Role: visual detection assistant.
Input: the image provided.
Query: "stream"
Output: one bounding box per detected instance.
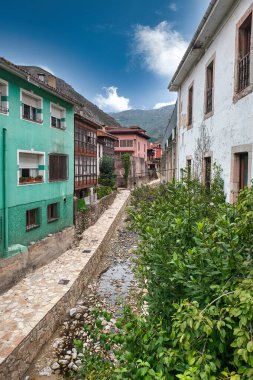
[27,213,139,380]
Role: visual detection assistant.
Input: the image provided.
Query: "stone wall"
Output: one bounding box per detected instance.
[0,227,74,294]
[0,190,130,380]
[75,191,117,235]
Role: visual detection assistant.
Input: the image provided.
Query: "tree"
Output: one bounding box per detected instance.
[98,155,116,188]
[121,153,131,187]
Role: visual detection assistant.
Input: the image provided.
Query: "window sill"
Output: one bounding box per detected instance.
[19,181,44,185]
[22,117,43,125]
[26,224,39,232]
[204,110,214,120]
[49,179,68,182]
[47,218,59,224]
[51,125,66,131]
[233,84,253,103]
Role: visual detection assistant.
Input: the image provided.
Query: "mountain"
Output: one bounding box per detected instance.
[19,65,121,127]
[110,105,175,141]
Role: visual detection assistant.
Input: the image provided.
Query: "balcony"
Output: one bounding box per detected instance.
[75,176,97,189]
[238,52,250,92]
[0,105,8,114]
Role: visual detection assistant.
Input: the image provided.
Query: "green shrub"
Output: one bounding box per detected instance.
[74,170,253,379]
[99,155,116,188]
[97,186,112,200]
[77,198,86,211]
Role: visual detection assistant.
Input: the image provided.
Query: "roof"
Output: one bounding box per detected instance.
[0,57,76,105]
[20,65,121,127]
[168,0,239,91]
[97,129,118,141]
[106,125,150,139]
[74,113,102,129]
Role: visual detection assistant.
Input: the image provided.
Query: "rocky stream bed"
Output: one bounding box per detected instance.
[26,213,139,380]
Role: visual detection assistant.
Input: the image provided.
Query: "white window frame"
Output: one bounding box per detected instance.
[17,149,45,186]
[50,102,66,130]
[0,78,9,116]
[20,89,43,124]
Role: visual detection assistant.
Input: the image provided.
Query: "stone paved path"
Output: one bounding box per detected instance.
[0,189,130,380]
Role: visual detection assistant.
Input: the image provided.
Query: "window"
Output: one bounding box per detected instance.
[205,61,214,114]
[238,153,248,190]
[49,154,68,181]
[47,203,58,222]
[187,159,192,178]
[51,103,66,130]
[75,126,96,153]
[18,151,45,184]
[114,140,119,147]
[21,91,42,123]
[75,156,97,187]
[237,14,252,92]
[120,140,133,147]
[204,157,211,190]
[0,80,8,114]
[26,208,39,231]
[187,85,193,126]
[231,145,252,202]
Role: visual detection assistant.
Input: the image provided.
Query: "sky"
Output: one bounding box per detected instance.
[0,0,210,112]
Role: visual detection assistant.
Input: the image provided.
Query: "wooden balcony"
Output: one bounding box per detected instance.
[75,177,97,189]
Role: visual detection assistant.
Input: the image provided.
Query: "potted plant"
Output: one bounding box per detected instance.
[27,176,35,183]
[35,175,43,182]
[19,176,28,184]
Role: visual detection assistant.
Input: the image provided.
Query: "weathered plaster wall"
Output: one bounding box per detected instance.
[177,0,253,200]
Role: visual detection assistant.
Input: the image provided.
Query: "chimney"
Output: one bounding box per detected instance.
[47,75,57,89]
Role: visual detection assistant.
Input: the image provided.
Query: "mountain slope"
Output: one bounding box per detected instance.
[110,105,175,141]
[19,65,121,127]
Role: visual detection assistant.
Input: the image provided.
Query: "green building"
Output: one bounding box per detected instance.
[0,58,74,257]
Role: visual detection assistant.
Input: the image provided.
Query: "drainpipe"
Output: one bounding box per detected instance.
[3,128,8,256]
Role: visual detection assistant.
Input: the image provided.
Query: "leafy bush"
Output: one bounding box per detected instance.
[121,153,131,187]
[77,198,86,211]
[74,170,253,379]
[99,155,116,188]
[97,186,113,200]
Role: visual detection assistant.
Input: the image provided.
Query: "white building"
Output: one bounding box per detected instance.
[169,0,253,202]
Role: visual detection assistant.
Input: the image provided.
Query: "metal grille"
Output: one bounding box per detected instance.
[238,53,250,92]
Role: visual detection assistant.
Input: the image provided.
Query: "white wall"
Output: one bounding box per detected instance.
[177,0,253,200]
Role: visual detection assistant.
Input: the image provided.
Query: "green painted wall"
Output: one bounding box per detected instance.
[0,67,74,256]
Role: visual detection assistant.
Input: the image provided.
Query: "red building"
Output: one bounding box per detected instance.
[106,125,150,161]
[147,143,162,170]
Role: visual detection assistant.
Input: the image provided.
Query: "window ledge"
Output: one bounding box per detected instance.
[22,117,43,125]
[49,179,68,182]
[233,84,253,103]
[47,218,59,224]
[26,224,39,232]
[204,110,214,120]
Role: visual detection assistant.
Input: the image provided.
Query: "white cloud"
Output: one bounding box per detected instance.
[168,2,178,12]
[133,21,188,77]
[153,100,176,109]
[95,86,131,112]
